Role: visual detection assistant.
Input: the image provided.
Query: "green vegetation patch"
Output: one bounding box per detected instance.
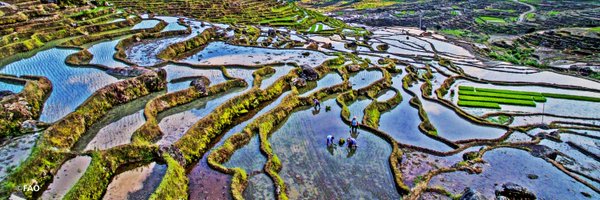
[308,23,324,33]
[488,46,543,68]
[487,115,511,125]
[353,0,399,10]
[438,29,490,43]
[476,16,507,24]
[547,10,561,16]
[149,154,189,200]
[439,29,466,37]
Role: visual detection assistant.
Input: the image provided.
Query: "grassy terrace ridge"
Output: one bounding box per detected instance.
[542,93,600,102]
[458,100,501,109]
[148,153,188,200]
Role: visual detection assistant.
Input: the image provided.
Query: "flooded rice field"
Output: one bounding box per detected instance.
[0,133,38,181]
[348,69,383,89]
[269,98,400,199]
[132,20,161,30]
[41,156,92,200]
[1,16,598,200]
[87,39,130,68]
[181,41,333,67]
[429,148,597,199]
[0,48,119,123]
[103,162,167,200]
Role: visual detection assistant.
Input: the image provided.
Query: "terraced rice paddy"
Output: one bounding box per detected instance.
[0,1,598,200]
[0,48,119,122]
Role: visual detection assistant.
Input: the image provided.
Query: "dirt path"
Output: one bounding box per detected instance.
[514,0,536,24]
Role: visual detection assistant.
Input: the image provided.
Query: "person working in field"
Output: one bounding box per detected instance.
[326,135,335,147]
[350,116,360,132]
[313,98,321,110]
[347,137,357,149]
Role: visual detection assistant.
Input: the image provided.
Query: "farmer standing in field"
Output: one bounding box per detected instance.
[350,116,360,132]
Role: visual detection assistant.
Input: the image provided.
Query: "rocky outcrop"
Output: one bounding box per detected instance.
[299,65,319,81]
[460,187,488,200]
[346,64,361,72]
[20,119,39,133]
[529,144,558,160]
[307,41,319,50]
[377,43,389,51]
[536,131,561,142]
[267,29,276,37]
[106,66,152,77]
[291,77,307,87]
[569,65,593,76]
[345,41,358,50]
[495,182,537,200]
[190,77,210,94]
[462,151,479,161]
[0,90,15,99]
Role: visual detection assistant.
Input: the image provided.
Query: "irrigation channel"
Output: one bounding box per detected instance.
[1,15,599,200]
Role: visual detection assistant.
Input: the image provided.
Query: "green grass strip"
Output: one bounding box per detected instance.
[308,24,317,32]
[474,88,543,97]
[542,93,600,102]
[458,85,474,91]
[459,90,547,102]
[458,100,501,109]
[459,95,537,107]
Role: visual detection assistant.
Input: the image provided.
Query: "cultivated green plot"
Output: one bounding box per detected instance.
[457,86,600,109]
[475,16,507,24]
